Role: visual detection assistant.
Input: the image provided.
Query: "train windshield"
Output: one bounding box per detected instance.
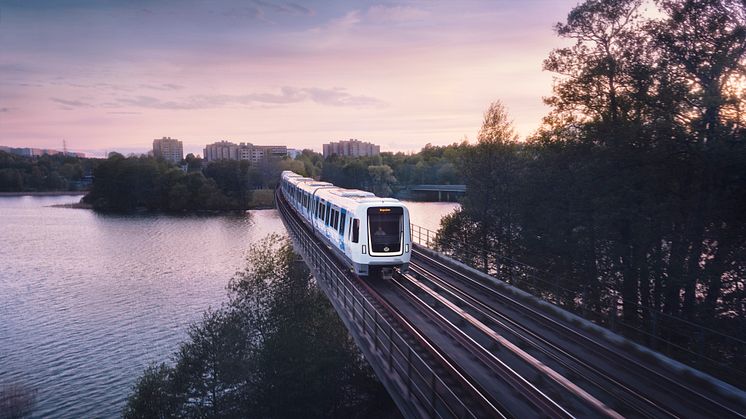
[368,207,403,253]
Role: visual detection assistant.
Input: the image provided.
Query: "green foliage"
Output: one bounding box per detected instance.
[0,383,37,419]
[0,151,96,192]
[318,143,468,196]
[124,235,395,418]
[121,364,177,419]
[183,153,204,173]
[83,156,251,211]
[438,0,746,378]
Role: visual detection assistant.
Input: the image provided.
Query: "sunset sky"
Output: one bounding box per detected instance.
[0,0,578,157]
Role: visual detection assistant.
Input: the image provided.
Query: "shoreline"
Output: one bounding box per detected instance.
[49,202,276,212]
[0,191,87,197]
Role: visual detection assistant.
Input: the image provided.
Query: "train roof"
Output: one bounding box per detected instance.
[281,171,303,179]
[316,186,403,207]
[329,189,374,198]
[288,176,314,184]
[283,170,405,208]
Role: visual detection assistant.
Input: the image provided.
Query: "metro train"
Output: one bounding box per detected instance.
[280,170,411,277]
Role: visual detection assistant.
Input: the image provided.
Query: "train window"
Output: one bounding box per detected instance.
[339,213,346,234]
[326,203,331,225]
[351,219,359,243]
[367,207,403,253]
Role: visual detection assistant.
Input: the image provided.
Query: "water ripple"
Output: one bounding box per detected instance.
[0,196,286,418]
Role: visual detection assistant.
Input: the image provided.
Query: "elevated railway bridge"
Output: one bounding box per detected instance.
[275,190,746,418]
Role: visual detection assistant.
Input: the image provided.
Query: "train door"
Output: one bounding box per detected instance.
[338,209,347,252]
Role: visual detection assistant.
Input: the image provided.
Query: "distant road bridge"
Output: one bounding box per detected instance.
[402,185,466,202]
[275,190,746,419]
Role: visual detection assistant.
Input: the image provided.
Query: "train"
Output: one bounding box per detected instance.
[280,170,411,277]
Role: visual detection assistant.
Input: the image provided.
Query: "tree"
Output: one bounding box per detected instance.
[544,0,647,128]
[454,101,521,273]
[654,0,746,144]
[124,236,397,418]
[436,0,746,376]
[367,165,396,197]
[122,364,177,419]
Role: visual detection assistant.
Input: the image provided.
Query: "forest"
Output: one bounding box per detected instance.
[0,151,97,192]
[314,144,466,196]
[436,0,746,384]
[82,153,307,211]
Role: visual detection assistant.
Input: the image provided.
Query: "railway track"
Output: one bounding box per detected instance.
[276,191,508,418]
[408,248,746,418]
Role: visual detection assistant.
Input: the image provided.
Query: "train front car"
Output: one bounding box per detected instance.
[354,200,411,278]
[281,170,411,279]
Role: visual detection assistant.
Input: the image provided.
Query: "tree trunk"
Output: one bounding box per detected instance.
[665,231,687,316]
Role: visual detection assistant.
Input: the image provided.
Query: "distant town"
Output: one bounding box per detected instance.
[0,137,382,164]
[0,145,87,159]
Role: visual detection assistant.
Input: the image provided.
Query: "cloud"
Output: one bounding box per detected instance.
[252,0,314,16]
[51,98,92,108]
[111,87,385,110]
[366,5,429,23]
[219,1,314,21]
[139,83,185,91]
[303,87,385,107]
[285,3,314,16]
[221,6,263,20]
[312,11,362,34]
[0,108,9,112]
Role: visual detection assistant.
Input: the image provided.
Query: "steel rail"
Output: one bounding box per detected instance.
[412,247,746,419]
[408,261,671,418]
[275,191,506,418]
[390,270,578,419]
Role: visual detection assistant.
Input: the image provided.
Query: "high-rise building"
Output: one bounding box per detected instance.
[323,139,380,158]
[153,137,183,163]
[203,141,288,163]
[204,140,239,161]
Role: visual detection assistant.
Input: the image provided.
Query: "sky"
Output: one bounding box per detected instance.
[0,0,579,157]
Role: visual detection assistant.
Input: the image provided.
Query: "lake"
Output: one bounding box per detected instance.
[0,195,458,418]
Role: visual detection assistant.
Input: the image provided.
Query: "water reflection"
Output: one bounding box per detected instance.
[0,195,285,418]
[0,195,457,418]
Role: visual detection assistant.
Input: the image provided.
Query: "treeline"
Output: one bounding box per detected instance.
[124,236,396,418]
[437,0,746,380]
[83,153,305,211]
[0,151,97,192]
[83,155,248,211]
[293,144,466,197]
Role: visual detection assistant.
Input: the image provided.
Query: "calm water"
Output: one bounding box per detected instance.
[0,195,458,418]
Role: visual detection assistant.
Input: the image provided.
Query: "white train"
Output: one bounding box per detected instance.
[280,170,411,277]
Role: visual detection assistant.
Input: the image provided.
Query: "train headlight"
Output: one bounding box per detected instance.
[405,244,409,253]
[362,245,367,254]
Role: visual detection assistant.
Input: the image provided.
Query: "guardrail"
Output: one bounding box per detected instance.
[276,192,490,419]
